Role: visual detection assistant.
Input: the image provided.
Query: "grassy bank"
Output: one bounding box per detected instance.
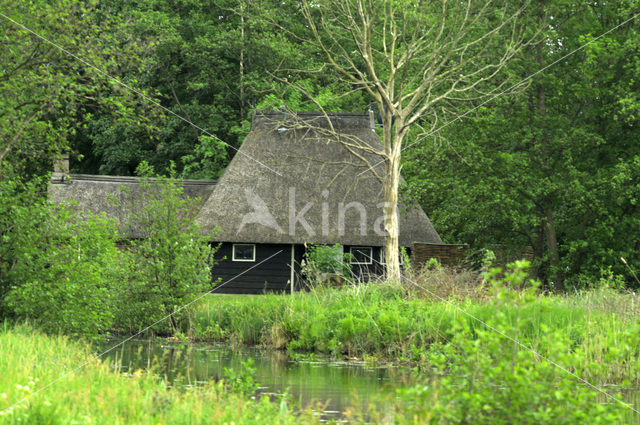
[0,324,324,425]
[2,263,636,424]
[191,283,640,384]
[0,323,630,424]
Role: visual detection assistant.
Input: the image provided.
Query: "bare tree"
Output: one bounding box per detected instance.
[271,0,531,280]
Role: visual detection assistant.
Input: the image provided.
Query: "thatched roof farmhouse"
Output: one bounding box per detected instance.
[50,111,443,293]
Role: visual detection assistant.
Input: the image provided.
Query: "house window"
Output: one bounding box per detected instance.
[232,244,256,262]
[350,247,373,264]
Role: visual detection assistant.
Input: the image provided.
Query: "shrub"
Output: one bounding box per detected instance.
[301,244,353,286]
[417,263,626,424]
[1,176,121,336]
[223,359,259,395]
[1,163,219,338]
[389,322,626,424]
[359,263,628,424]
[111,162,217,334]
[0,175,45,316]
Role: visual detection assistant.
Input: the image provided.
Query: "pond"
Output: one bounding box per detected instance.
[96,339,640,423]
[96,339,414,420]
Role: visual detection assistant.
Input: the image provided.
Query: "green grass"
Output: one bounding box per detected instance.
[0,324,323,425]
[190,284,640,383]
[2,282,637,425]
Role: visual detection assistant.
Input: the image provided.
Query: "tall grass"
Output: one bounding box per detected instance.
[0,323,322,425]
[191,282,640,384]
[0,322,629,424]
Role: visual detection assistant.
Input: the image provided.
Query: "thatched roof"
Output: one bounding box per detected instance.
[48,112,441,246]
[195,111,442,247]
[48,174,216,238]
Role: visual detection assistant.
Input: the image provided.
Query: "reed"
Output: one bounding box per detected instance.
[0,323,322,425]
[192,282,640,384]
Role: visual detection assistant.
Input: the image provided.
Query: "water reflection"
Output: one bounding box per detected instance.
[96,339,640,423]
[97,339,413,419]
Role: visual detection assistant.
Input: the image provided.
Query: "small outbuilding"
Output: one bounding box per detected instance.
[50,111,443,293]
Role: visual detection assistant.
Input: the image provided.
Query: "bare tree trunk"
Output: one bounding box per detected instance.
[382,109,404,281]
[290,0,528,282]
[383,153,401,280]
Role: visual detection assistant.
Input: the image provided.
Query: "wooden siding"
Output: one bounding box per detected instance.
[411,243,468,268]
[212,243,304,294]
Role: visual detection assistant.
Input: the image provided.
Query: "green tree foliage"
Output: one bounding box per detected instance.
[112,162,217,334]
[404,0,640,288]
[69,0,324,177]
[0,163,217,337]
[0,0,163,180]
[180,135,228,180]
[0,170,121,335]
[64,0,368,178]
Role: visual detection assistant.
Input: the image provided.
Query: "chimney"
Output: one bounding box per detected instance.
[52,152,69,183]
[368,108,375,130]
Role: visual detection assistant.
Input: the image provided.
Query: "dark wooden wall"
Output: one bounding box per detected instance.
[213,243,423,292]
[212,243,304,294]
[411,243,468,268]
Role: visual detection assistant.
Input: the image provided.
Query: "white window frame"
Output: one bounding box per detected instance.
[232,243,256,262]
[350,246,373,265]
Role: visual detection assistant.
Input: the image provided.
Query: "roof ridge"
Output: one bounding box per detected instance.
[252,110,374,131]
[59,174,217,185]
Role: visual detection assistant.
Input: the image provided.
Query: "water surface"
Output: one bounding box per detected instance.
[97,339,413,419]
[97,338,640,423]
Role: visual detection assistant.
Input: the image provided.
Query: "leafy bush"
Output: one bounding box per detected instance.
[111,162,217,334]
[0,175,45,315]
[223,359,259,395]
[350,263,629,424]
[1,175,121,336]
[1,163,218,338]
[301,244,352,286]
[389,323,625,424]
[417,262,625,424]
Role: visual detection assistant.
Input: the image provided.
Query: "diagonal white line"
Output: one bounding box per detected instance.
[0,249,284,414]
[358,12,640,177]
[354,249,640,415]
[0,11,283,177]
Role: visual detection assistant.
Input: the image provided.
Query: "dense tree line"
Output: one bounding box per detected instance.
[1,0,639,287]
[404,0,640,287]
